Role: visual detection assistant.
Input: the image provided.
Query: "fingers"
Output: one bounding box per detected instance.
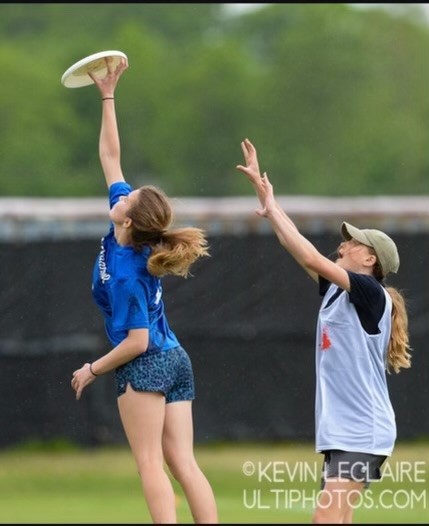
[105,56,114,74]
[71,367,81,398]
[236,165,258,180]
[261,171,271,186]
[236,165,254,177]
[240,139,254,157]
[91,56,128,89]
[240,141,247,158]
[71,376,83,400]
[118,56,128,71]
[244,138,255,151]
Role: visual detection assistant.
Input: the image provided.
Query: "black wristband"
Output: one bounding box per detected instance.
[89,363,99,377]
[102,97,114,101]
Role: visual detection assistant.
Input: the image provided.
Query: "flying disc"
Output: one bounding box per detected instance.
[61,50,128,88]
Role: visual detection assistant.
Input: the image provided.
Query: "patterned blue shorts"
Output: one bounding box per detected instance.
[115,346,195,403]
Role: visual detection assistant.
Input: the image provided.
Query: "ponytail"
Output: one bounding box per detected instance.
[148,227,209,278]
[386,287,412,374]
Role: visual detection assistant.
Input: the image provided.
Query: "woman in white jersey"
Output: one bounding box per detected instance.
[236,138,412,524]
[71,57,218,524]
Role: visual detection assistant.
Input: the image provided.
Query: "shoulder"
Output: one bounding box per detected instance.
[348,271,385,308]
[348,271,383,294]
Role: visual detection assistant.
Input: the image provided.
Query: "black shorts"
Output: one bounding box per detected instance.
[320,449,387,489]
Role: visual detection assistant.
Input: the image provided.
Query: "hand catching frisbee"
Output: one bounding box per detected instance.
[61,50,128,88]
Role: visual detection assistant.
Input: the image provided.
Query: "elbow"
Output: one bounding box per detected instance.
[130,337,149,358]
[99,150,120,165]
[132,343,148,358]
[126,329,149,358]
[301,252,321,273]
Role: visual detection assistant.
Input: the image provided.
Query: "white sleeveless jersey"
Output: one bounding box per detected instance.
[315,282,396,455]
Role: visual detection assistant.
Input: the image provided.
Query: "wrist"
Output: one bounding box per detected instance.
[89,363,99,377]
[265,203,278,219]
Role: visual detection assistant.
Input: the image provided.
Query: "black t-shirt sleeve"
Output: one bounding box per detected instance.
[319,276,331,297]
[318,272,386,334]
[348,271,386,334]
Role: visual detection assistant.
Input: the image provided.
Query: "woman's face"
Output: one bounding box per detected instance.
[109,190,140,225]
[335,239,375,273]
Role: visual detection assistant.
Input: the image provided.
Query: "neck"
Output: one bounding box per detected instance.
[113,225,131,246]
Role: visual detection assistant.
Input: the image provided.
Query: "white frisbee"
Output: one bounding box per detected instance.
[61,50,128,88]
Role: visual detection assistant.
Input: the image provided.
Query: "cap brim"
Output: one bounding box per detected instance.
[341,222,352,240]
[341,222,371,246]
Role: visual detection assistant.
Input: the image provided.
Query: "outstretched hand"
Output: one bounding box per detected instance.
[236,138,262,185]
[236,138,277,217]
[88,56,129,99]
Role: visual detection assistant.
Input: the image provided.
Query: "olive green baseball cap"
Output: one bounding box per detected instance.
[341,222,400,276]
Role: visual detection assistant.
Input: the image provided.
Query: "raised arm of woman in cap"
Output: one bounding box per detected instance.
[88,57,129,188]
[252,172,353,290]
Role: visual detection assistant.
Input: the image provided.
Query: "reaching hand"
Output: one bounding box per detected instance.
[88,56,129,99]
[236,138,262,185]
[255,172,276,218]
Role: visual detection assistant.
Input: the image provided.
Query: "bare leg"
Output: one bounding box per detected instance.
[312,479,364,524]
[118,387,177,524]
[342,504,355,524]
[162,400,218,523]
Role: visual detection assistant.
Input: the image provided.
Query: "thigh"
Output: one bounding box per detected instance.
[118,385,166,463]
[317,478,364,519]
[162,400,195,464]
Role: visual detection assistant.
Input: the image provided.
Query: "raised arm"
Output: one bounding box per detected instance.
[256,173,351,290]
[88,57,129,188]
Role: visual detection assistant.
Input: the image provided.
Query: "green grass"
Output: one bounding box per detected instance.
[0,441,427,523]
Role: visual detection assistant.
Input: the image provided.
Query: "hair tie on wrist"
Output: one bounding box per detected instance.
[102,97,114,101]
[89,363,98,376]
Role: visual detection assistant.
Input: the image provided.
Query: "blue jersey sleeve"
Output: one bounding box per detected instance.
[109,181,133,210]
[110,277,150,332]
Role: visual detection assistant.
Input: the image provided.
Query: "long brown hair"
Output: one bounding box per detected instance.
[385,286,412,374]
[127,185,209,278]
[373,259,412,374]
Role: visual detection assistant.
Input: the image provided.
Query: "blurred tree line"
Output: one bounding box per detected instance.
[0,3,428,197]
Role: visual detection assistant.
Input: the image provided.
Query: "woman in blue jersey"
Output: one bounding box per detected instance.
[236,138,412,524]
[71,57,218,524]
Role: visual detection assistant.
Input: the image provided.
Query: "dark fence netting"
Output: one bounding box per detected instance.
[0,231,427,448]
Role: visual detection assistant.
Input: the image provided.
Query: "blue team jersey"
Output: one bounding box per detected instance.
[91,181,180,351]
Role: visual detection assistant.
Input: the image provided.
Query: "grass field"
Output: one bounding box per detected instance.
[0,440,427,523]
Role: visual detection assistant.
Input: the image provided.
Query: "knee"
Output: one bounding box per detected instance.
[166,457,199,483]
[136,456,165,478]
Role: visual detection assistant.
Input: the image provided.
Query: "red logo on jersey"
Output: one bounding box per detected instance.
[321,327,332,351]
